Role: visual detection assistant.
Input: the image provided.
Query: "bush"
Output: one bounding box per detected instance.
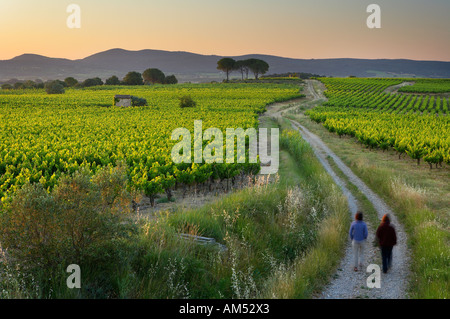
[64,77,78,87]
[179,95,196,108]
[23,80,37,89]
[164,75,178,85]
[1,84,13,90]
[143,68,166,84]
[105,75,121,85]
[81,77,103,88]
[131,96,148,106]
[45,81,65,94]
[13,82,25,90]
[0,164,136,271]
[34,81,45,89]
[122,72,143,86]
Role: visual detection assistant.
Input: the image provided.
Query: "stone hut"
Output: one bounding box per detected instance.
[114,95,132,107]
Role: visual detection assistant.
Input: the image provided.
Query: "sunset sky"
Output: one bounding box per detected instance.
[0,0,449,61]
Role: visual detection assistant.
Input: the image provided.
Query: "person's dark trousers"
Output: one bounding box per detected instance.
[381,246,393,273]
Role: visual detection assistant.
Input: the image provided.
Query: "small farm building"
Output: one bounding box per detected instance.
[114,95,132,107]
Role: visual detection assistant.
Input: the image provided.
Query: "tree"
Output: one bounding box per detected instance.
[105,75,121,85]
[234,60,252,80]
[24,80,37,89]
[92,77,104,86]
[34,79,45,89]
[143,68,166,84]
[122,71,144,85]
[64,77,79,87]
[14,82,25,90]
[247,59,269,80]
[81,78,96,87]
[217,58,236,82]
[45,81,65,94]
[81,78,103,88]
[1,84,12,90]
[164,75,178,85]
[51,79,68,88]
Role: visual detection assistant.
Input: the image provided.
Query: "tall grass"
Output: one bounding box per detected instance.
[263,129,349,298]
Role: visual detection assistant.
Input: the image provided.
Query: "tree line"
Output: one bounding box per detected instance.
[217,58,269,82]
[0,68,178,94]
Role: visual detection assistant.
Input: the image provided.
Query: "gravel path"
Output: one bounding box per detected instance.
[267,80,411,299]
[291,120,410,299]
[383,81,415,94]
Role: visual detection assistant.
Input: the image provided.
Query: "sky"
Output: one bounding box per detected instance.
[0,0,449,61]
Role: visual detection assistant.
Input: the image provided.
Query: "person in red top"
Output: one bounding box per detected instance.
[376,214,397,273]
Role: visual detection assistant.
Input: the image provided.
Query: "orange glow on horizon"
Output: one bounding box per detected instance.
[0,0,449,62]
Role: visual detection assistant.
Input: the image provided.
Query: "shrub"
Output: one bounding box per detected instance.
[53,80,68,87]
[64,77,78,87]
[122,72,144,86]
[164,75,178,85]
[23,80,37,89]
[0,183,63,268]
[81,77,103,88]
[105,75,121,85]
[143,68,166,84]
[1,84,13,90]
[13,82,25,90]
[45,81,65,94]
[179,95,196,108]
[131,96,148,106]
[0,165,136,271]
[34,81,45,89]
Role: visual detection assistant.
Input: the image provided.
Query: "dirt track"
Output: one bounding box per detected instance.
[383,81,414,94]
[265,80,411,299]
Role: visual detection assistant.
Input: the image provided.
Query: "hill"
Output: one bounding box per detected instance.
[1,48,450,83]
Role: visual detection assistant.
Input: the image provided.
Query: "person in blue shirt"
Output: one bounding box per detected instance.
[349,211,368,272]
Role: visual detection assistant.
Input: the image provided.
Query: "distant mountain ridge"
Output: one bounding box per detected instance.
[1,48,449,83]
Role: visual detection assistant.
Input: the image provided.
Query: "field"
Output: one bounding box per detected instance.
[0,78,448,299]
[0,84,349,299]
[398,79,450,93]
[306,78,450,168]
[0,84,303,204]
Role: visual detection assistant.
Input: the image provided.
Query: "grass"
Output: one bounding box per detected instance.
[289,109,449,299]
[260,117,349,298]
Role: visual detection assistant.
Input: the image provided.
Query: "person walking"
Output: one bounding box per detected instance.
[376,214,397,274]
[349,211,368,272]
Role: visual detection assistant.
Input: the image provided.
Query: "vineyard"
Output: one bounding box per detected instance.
[306,78,450,168]
[398,79,450,93]
[0,83,303,204]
